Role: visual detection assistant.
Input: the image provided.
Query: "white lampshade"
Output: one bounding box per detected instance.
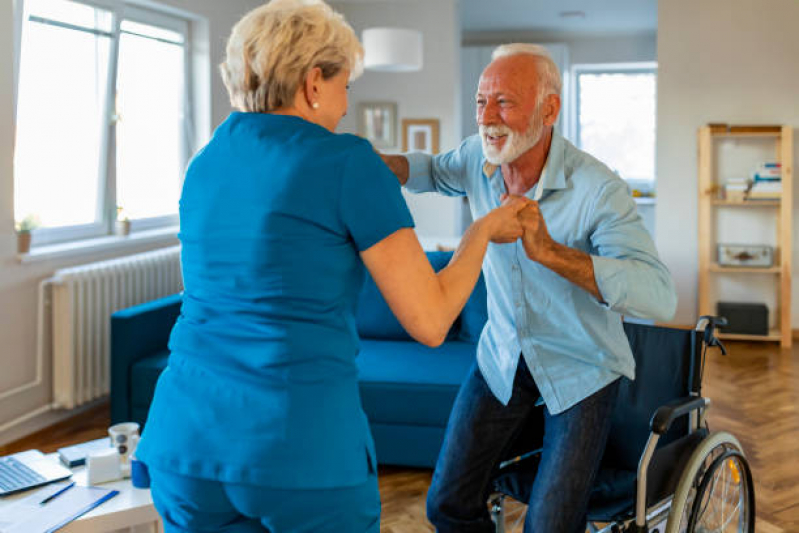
[363,28,423,72]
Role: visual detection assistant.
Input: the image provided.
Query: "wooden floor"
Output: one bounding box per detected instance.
[3,340,797,532]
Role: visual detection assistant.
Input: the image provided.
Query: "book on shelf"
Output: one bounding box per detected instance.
[748,180,782,200]
[752,162,782,181]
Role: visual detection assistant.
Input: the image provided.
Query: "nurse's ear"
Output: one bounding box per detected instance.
[302,67,324,111]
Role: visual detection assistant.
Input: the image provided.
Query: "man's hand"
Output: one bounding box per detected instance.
[517,201,604,300]
[518,202,555,262]
[479,195,530,244]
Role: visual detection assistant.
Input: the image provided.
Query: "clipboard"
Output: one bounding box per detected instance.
[0,482,118,533]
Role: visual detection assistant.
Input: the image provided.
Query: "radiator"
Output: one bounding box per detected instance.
[49,246,183,409]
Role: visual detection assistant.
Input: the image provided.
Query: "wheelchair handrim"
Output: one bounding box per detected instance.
[686,450,754,532]
[665,431,753,533]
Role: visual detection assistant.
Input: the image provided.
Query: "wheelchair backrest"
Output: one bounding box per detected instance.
[602,322,701,472]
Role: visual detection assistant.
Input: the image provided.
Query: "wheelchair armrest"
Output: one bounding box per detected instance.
[650,396,709,435]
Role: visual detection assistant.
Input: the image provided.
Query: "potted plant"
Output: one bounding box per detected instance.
[15,214,40,254]
[116,206,131,236]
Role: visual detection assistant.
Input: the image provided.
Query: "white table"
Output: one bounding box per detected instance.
[0,454,162,533]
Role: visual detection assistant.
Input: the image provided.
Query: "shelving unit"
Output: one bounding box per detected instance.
[697,125,793,347]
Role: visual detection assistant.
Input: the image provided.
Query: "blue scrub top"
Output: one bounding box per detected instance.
[136,112,414,489]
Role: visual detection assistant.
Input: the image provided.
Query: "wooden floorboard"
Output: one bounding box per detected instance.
[3,341,794,531]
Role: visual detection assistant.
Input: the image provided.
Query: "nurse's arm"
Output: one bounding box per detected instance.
[361,197,529,347]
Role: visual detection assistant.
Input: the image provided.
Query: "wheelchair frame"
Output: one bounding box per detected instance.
[489,316,755,533]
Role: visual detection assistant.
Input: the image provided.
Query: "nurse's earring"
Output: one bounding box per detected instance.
[312,102,319,109]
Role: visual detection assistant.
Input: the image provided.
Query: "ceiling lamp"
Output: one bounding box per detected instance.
[363,28,423,72]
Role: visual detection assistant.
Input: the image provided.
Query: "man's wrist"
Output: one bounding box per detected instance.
[532,238,560,265]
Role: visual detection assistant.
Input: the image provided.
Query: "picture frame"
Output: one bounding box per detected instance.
[402,118,440,154]
[358,102,397,149]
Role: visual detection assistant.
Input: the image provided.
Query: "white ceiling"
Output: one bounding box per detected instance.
[461,0,657,33]
[336,0,658,34]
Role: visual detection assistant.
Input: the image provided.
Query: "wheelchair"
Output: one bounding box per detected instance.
[488,316,755,533]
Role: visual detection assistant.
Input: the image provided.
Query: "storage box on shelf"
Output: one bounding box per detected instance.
[697,124,793,347]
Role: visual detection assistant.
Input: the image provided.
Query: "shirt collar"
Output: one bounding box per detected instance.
[481,130,569,200]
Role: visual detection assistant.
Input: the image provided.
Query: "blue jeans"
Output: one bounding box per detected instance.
[148,467,380,533]
[427,358,620,533]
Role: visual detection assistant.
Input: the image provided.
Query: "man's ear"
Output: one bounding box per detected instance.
[303,67,324,108]
[542,94,561,127]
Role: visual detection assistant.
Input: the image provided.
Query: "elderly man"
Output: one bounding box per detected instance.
[381,44,677,532]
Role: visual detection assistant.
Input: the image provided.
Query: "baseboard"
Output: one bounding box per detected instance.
[0,397,108,448]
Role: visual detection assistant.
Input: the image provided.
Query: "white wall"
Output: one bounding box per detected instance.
[331,0,464,240]
[657,0,799,326]
[0,0,259,444]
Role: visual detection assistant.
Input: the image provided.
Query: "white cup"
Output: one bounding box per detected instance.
[109,422,140,477]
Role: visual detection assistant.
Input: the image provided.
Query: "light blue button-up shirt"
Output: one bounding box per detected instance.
[406,132,677,414]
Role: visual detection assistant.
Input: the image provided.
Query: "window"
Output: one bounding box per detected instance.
[572,63,657,191]
[13,0,191,245]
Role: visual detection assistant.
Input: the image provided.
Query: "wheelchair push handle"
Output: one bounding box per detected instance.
[696,315,728,356]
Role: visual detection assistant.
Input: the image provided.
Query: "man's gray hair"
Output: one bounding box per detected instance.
[492,43,562,100]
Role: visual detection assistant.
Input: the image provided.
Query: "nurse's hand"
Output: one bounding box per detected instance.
[478,195,529,244]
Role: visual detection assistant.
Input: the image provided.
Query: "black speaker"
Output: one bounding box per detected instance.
[716,302,768,335]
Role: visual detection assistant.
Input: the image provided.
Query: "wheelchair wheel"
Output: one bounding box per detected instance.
[665,431,755,533]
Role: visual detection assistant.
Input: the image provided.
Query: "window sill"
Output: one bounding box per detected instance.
[634,197,656,205]
[18,226,179,264]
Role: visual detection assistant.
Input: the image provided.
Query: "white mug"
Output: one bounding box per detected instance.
[109,422,140,477]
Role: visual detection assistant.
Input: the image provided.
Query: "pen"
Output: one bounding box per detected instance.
[40,481,75,505]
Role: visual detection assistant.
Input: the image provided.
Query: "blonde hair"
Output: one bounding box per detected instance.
[220,0,364,113]
[492,43,562,101]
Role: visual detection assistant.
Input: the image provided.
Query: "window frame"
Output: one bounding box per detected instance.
[13,0,191,247]
[570,61,658,191]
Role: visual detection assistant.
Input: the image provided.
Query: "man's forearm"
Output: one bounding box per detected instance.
[537,242,603,302]
[380,154,410,185]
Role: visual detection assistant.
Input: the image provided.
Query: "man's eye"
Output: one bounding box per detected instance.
[476,100,485,106]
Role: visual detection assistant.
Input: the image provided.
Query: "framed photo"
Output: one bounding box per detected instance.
[402,119,440,154]
[358,102,397,149]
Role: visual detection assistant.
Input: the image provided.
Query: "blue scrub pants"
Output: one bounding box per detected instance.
[148,467,380,533]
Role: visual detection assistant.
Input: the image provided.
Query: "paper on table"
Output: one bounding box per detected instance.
[0,481,117,533]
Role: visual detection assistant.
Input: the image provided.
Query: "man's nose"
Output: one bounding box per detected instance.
[478,100,500,126]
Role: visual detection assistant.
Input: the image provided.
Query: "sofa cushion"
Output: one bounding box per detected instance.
[357,339,475,427]
[130,350,169,415]
[356,251,455,340]
[459,271,488,343]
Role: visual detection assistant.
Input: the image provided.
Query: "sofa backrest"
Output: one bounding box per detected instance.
[356,250,488,343]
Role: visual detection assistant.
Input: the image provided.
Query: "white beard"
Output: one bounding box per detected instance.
[479,105,544,165]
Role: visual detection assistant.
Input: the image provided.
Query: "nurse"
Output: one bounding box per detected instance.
[134,1,530,532]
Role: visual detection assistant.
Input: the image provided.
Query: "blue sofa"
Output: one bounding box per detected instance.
[111,251,486,468]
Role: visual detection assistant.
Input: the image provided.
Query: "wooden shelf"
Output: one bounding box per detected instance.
[709,263,780,274]
[710,131,782,139]
[698,125,793,348]
[718,329,781,342]
[711,200,781,207]
[708,124,783,137]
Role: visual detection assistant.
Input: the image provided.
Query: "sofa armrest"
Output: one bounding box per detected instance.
[110,293,182,424]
